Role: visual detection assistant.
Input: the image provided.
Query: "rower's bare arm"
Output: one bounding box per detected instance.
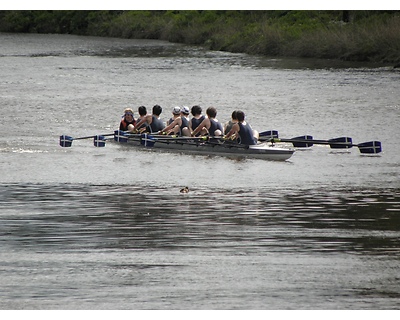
[161,119,177,132]
[192,118,209,136]
[225,124,239,138]
[134,119,144,129]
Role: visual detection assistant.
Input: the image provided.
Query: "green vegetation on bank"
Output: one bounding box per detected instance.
[1,10,399,64]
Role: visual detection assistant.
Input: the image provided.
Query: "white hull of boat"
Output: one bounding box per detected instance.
[113,137,294,161]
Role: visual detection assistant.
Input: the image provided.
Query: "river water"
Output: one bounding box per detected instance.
[0,33,399,310]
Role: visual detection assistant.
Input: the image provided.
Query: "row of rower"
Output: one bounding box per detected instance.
[119,105,259,145]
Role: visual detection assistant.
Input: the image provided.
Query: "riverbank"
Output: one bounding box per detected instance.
[1,10,399,64]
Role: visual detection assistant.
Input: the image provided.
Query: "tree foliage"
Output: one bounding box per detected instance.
[0,10,399,63]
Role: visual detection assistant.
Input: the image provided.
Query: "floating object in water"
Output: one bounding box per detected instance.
[180,187,189,194]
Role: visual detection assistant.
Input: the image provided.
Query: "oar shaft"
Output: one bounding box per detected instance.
[272,137,382,154]
[274,138,354,147]
[73,133,115,140]
[73,135,98,140]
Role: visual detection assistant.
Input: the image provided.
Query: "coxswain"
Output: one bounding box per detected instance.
[119,108,136,132]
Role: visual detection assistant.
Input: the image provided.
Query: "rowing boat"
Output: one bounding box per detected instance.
[110,131,295,161]
[59,129,382,160]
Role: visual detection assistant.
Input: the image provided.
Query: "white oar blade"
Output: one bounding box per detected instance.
[358,141,382,154]
[60,135,73,147]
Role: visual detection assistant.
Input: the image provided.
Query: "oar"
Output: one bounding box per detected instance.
[97,131,161,147]
[259,132,353,148]
[259,130,279,139]
[270,136,351,148]
[59,133,115,147]
[271,136,382,154]
[259,130,313,146]
[113,130,136,143]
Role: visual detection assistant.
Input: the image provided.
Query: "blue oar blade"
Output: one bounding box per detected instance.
[140,134,155,147]
[94,135,106,147]
[329,137,353,149]
[292,135,313,148]
[259,130,279,139]
[358,141,382,154]
[60,135,73,147]
[114,130,129,143]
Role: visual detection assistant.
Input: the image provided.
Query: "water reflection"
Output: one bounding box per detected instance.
[1,184,399,256]
[5,32,389,71]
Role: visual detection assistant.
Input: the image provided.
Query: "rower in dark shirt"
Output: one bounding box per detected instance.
[224,110,238,135]
[190,105,206,136]
[225,110,258,145]
[134,104,164,133]
[191,107,223,137]
[160,106,191,136]
[134,106,148,132]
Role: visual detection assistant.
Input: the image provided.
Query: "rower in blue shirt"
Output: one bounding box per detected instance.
[159,106,191,136]
[133,104,164,133]
[191,107,223,137]
[189,105,206,136]
[225,110,259,145]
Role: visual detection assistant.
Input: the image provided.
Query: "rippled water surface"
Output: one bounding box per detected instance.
[0,33,399,309]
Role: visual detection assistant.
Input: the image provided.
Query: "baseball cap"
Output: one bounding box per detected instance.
[181,106,190,115]
[173,106,181,115]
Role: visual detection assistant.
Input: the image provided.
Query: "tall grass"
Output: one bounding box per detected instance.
[284,15,400,62]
